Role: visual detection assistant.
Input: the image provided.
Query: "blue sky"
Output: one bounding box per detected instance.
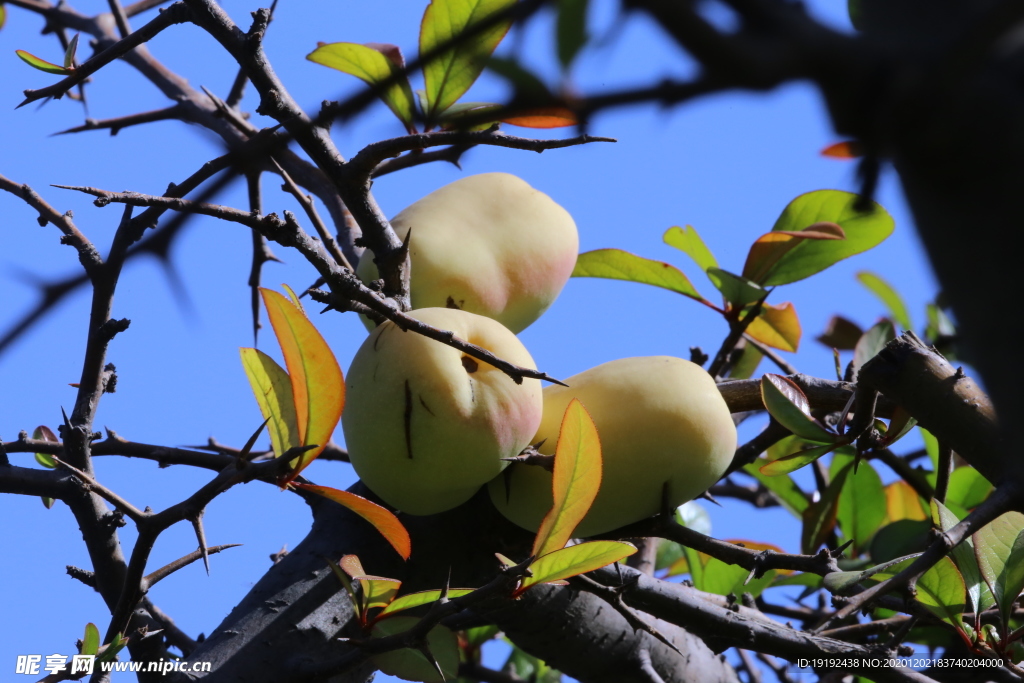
[0,0,941,679]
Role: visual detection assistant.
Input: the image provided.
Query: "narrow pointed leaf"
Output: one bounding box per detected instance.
[973,511,1024,625]
[307,43,417,131]
[836,459,886,555]
[663,225,718,273]
[520,541,636,593]
[420,0,515,122]
[16,49,73,75]
[294,484,411,560]
[707,267,766,307]
[63,33,79,69]
[371,617,459,683]
[742,223,846,284]
[81,623,100,656]
[760,374,836,443]
[856,271,912,330]
[878,406,917,448]
[339,554,366,578]
[931,499,993,613]
[728,344,763,379]
[379,588,475,616]
[572,249,705,301]
[240,348,300,460]
[743,461,810,516]
[32,425,58,468]
[501,107,577,128]
[532,399,602,559]
[801,464,850,554]
[821,141,864,158]
[745,301,801,352]
[261,288,344,484]
[759,190,894,285]
[0,5,7,30]
[556,0,588,70]
[761,443,838,476]
[326,558,361,616]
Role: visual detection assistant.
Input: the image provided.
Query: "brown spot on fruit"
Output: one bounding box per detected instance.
[446,296,462,310]
[461,356,479,373]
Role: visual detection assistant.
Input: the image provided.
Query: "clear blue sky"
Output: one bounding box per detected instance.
[0,0,940,679]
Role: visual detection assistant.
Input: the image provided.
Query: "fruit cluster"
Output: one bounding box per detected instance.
[343,173,737,534]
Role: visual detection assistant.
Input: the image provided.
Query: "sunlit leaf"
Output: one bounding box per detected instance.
[758,190,894,285]
[420,0,515,122]
[947,467,993,510]
[32,425,58,468]
[556,0,588,70]
[293,484,411,560]
[742,222,845,285]
[532,399,602,559]
[663,225,718,273]
[572,249,705,301]
[261,288,344,484]
[801,464,850,554]
[464,624,501,647]
[327,558,361,617]
[835,456,886,555]
[379,588,475,617]
[821,141,863,158]
[81,623,100,656]
[760,374,836,443]
[745,301,801,352]
[871,520,931,563]
[760,443,837,476]
[307,42,417,132]
[16,49,73,75]
[707,267,766,307]
[742,460,810,516]
[856,271,911,330]
[94,633,129,665]
[519,541,636,594]
[701,555,775,598]
[354,576,403,612]
[240,348,300,461]
[656,502,711,572]
[0,4,7,31]
[885,480,928,522]
[973,512,1024,626]
[931,499,994,614]
[878,557,968,632]
[372,616,459,683]
[63,33,79,69]
[852,319,895,380]
[501,106,577,128]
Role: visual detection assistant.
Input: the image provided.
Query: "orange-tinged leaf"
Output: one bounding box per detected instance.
[501,107,577,128]
[261,288,344,484]
[281,283,305,312]
[379,589,475,616]
[339,554,366,578]
[532,399,602,559]
[239,348,301,460]
[294,484,411,559]
[745,301,802,352]
[356,577,402,611]
[16,49,73,75]
[518,541,636,594]
[886,480,928,522]
[821,141,864,159]
[742,223,846,285]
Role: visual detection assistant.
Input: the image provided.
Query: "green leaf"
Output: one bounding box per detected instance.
[532,399,603,559]
[760,374,837,443]
[16,49,73,75]
[327,558,361,618]
[745,301,801,352]
[728,344,763,380]
[81,622,100,656]
[420,0,515,122]
[856,271,912,330]
[870,520,931,563]
[372,616,459,683]
[379,588,475,616]
[0,4,7,31]
[307,42,417,133]
[761,443,838,477]
[572,249,705,301]
[519,541,636,593]
[486,56,551,101]
[931,499,994,614]
[742,461,810,516]
[464,624,501,647]
[239,348,301,463]
[973,512,1024,627]
[947,467,994,510]
[836,458,887,555]
[41,496,55,509]
[701,555,775,598]
[94,633,129,665]
[742,222,846,285]
[503,642,562,683]
[881,557,968,632]
[877,407,917,449]
[663,225,718,273]
[920,427,940,487]
[63,33,79,69]
[852,319,896,380]
[801,464,851,554]
[357,576,403,613]
[555,0,588,70]
[760,190,894,285]
[32,425,58,468]
[707,267,766,307]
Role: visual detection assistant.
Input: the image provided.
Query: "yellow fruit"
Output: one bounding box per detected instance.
[488,356,736,537]
[357,173,578,333]
[343,308,543,515]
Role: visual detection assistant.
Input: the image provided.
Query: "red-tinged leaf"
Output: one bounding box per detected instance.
[32,425,58,469]
[379,588,475,617]
[572,249,706,302]
[294,484,411,560]
[365,42,407,70]
[326,558,361,616]
[339,554,366,578]
[745,301,802,352]
[16,49,73,75]
[501,107,577,128]
[760,443,838,476]
[239,348,301,460]
[885,480,928,522]
[532,399,602,559]
[760,374,836,443]
[742,223,846,284]
[517,541,636,595]
[261,288,344,484]
[821,141,864,159]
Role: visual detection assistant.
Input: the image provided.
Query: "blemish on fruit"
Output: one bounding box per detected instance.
[403,380,414,459]
[446,296,462,310]
[418,395,435,416]
[461,356,479,373]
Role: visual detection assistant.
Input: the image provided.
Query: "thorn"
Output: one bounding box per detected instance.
[192,515,210,575]
[698,490,721,507]
[416,642,446,682]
